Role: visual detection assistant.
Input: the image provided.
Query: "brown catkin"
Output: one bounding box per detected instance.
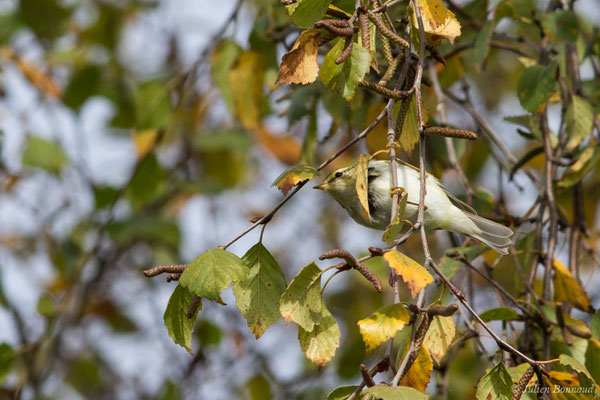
[510,366,535,400]
[358,80,412,100]
[368,11,410,49]
[423,126,478,140]
[186,295,202,319]
[336,37,353,64]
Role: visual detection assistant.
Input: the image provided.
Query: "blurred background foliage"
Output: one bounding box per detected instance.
[0,0,599,399]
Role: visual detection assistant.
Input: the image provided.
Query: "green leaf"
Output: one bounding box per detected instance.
[0,343,14,384]
[517,62,556,113]
[233,243,287,338]
[286,0,333,29]
[475,362,513,400]
[399,96,420,153]
[362,384,429,399]
[382,195,407,244]
[543,10,578,43]
[36,293,58,318]
[423,315,455,364]
[320,40,371,102]
[63,64,102,110]
[565,96,595,150]
[279,261,322,331]
[245,374,272,400]
[558,146,600,188]
[300,109,318,164]
[326,386,357,400]
[210,40,242,113]
[591,311,600,341]
[126,154,167,208]
[298,303,340,368]
[179,248,247,304]
[272,163,320,196]
[479,307,521,322]
[357,303,410,354]
[437,256,463,280]
[134,80,172,130]
[163,285,200,354]
[585,339,600,384]
[22,136,69,174]
[473,20,494,68]
[18,0,72,40]
[558,353,599,395]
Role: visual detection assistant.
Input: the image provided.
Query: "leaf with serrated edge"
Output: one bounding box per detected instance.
[413,0,461,45]
[277,29,321,85]
[298,303,339,368]
[423,315,455,364]
[233,244,287,338]
[384,250,434,298]
[401,345,433,392]
[163,285,201,354]
[399,96,420,153]
[356,154,371,220]
[362,384,430,400]
[358,304,410,355]
[320,40,371,102]
[286,0,333,29]
[383,195,407,244]
[553,258,592,312]
[279,261,322,331]
[179,248,247,304]
[475,362,513,400]
[272,163,320,196]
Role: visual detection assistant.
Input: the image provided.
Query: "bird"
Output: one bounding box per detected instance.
[313,159,513,254]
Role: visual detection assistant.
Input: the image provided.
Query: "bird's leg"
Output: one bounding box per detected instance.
[390,186,405,197]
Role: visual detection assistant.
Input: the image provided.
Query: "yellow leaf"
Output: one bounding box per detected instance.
[413,2,462,45]
[420,0,449,29]
[423,315,455,364]
[400,346,433,392]
[272,163,320,196]
[276,29,321,85]
[553,258,592,312]
[229,51,265,130]
[356,154,371,220]
[547,370,579,387]
[357,304,410,355]
[255,127,301,166]
[131,129,159,159]
[383,250,434,298]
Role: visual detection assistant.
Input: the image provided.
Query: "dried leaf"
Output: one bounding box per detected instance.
[413,1,462,45]
[357,304,410,354]
[553,258,592,312]
[272,163,320,195]
[255,127,302,166]
[383,250,434,298]
[423,315,455,364]
[277,29,321,85]
[355,154,371,220]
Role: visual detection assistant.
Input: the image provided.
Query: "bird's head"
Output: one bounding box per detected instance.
[313,166,356,199]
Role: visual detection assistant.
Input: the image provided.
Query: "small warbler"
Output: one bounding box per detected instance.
[314,159,513,254]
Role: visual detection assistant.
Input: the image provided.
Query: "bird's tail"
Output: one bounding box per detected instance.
[465,213,513,255]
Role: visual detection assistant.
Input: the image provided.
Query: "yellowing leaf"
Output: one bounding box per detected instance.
[132,129,158,159]
[229,51,265,130]
[357,304,410,354]
[279,261,322,332]
[423,315,455,364]
[272,163,320,196]
[277,29,321,85]
[255,127,302,166]
[553,258,591,312]
[401,346,433,392]
[383,250,434,298]
[413,2,462,45]
[355,154,371,220]
[298,303,340,368]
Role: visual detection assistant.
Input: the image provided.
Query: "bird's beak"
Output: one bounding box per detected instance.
[313,183,326,190]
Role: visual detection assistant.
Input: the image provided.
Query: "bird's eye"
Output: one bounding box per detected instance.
[335,172,343,178]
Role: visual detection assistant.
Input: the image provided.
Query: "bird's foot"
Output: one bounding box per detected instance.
[390,186,405,197]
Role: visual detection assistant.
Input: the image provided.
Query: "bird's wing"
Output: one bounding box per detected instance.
[443,190,477,214]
